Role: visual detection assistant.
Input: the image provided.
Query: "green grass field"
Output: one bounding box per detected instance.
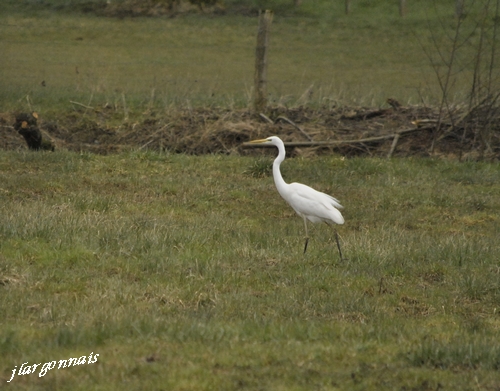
[1,150,499,389]
[1,0,497,116]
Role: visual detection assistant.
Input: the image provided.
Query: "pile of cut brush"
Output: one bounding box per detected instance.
[1,101,499,160]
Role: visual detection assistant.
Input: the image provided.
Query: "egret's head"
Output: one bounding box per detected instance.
[249,136,281,145]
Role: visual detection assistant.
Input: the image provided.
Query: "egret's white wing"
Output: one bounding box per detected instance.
[282,182,345,225]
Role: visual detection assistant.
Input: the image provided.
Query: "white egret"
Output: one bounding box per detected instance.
[250,136,344,260]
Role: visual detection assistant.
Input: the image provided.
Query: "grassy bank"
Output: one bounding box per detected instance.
[1,150,499,389]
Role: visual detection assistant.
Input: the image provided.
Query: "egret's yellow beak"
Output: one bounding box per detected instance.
[249,138,270,144]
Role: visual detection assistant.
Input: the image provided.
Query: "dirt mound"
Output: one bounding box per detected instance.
[1,104,499,159]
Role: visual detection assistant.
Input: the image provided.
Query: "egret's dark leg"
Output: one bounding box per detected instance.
[334,230,344,262]
[303,216,309,254]
[326,223,344,262]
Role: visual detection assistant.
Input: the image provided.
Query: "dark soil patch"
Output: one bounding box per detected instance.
[1,104,499,160]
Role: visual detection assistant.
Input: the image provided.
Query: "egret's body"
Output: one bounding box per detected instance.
[250,136,344,259]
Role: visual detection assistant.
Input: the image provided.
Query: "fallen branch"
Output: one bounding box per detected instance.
[276,116,313,141]
[70,101,95,110]
[259,113,274,124]
[137,124,171,150]
[387,133,400,158]
[242,126,429,149]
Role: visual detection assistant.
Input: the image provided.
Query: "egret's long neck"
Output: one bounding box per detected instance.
[273,142,288,196]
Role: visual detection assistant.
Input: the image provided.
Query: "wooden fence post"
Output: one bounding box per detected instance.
[254,10,273,113]
[456,0,464,18]
[345,0,351,15]
[399,0,406,17]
